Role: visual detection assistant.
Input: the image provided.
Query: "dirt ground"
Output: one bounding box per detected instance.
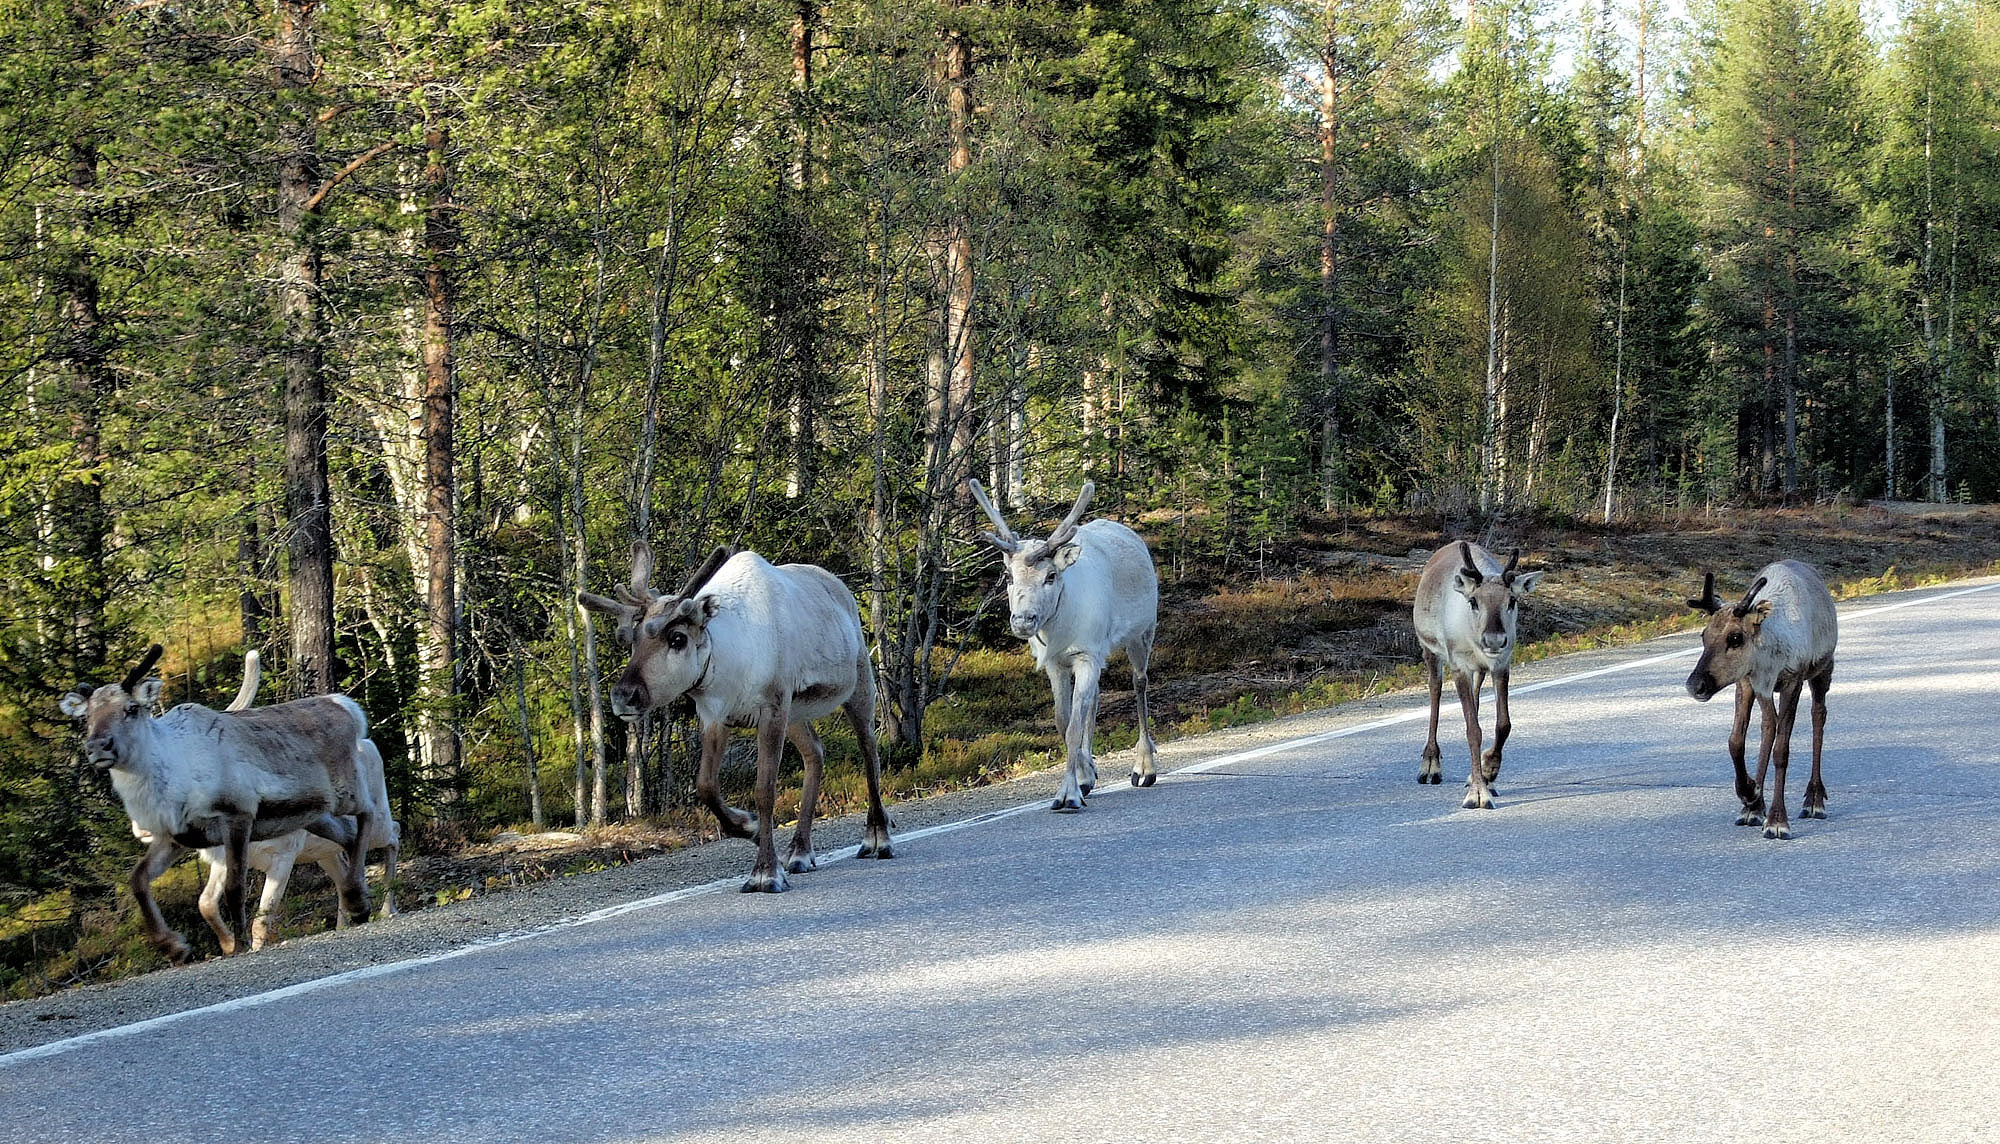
[15,502,2000,994]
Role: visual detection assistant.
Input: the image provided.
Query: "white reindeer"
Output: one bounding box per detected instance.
[579,542,894,893]
[1684,562,1838,840]
[59,644,380,961]
[968,479,1160,812]
[1411,541,1545,809]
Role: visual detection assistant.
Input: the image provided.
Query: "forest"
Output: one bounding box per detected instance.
[2,0,1998,966]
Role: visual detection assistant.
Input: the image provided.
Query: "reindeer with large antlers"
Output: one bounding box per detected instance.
[1684,562,1838,840]
[1411,541,1545,809]
[969,480,1161,811]
[58,645,380,961]
[579,543,893,892]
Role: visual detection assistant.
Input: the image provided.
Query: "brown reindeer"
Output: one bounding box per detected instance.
[1685,562,1838,840]
[60,645,379,960]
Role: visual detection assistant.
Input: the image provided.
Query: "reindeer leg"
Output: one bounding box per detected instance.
[1753,691,1779,821]
[1483,667,1512,785]
[320,852,351,929]
[784,723,825,874]
[376,824,400,918]
[1802,667,1831,819]
[1728,682,1763,825]
[1048,660,1080,812]
[696,721,756,839]
[1420,650,1444,785]
[219,814,255,955]
[1076,655,1104,797]
[132,836,191,964]
[1762,680,1804,840]
[742,700,791,893]
[847,680,895,859]
[1127,629,1159,788]
[1054,657,1100,812]
[196,851,231,954]
[340,812,373,925]
[1458,670,1493,810]
[251,839,303,951]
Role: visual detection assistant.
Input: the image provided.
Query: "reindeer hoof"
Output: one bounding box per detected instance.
[1132,771,1156,788]
[1736,811,1764,826]
[1763,824,1791,841]
[858,840,895,860]
[741,870,791,893]
[1462,791,1494,811]
[1080,782,1094,797]
[1051,797,1084,813]
[785,853,818,874]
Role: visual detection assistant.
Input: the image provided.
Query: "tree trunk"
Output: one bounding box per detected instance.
[56,125,112,671]
[939,1,976,467]
[275,0,336,696]
[420,122,460,806]
[1318,0,1344,512]
[786,0,821,502]
[1885,356,1896,497]
[513,630,542,830]
[1603,256,1625,522]
[1480,18,1503,514]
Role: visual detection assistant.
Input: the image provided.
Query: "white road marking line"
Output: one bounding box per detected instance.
[6,575,1996,1069]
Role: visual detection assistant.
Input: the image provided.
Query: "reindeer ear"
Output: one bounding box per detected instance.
[1744,600,1774,630]
[1512,570,1545,595]
[1052,543,1083,571]
[59,690,90,718]
[1451,570,1480,596]
[133,677,163,706]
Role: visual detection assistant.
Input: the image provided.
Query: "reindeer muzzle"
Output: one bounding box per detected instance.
[1685,670,1718,702]
[83,738,118,769]
[609,682,647,721]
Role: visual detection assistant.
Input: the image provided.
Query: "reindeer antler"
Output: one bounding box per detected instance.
[1025,482,1096,563]
[628,540,660,603]
[1457,541,1484,586]
[122,644,164,693]
[1687,571,1722,614]
[1732,575,1769,617]
[1502,548,1521,583]
[676,546,732,601]
[966,479,1022,553]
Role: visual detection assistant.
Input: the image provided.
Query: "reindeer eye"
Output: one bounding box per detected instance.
[1045,572,1058,585]
[667,631,689,652]
[1726,632,1744,649]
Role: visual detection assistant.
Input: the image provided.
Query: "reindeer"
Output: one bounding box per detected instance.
[579,542,893,893]
[1411,541,1545,809]
[1684,562,1838,840]
[146,652,402,951]
[58,645,378,961]
[968,480,1160,812]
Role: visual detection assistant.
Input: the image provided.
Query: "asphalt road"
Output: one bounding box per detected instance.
[5,576,1999,1143]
